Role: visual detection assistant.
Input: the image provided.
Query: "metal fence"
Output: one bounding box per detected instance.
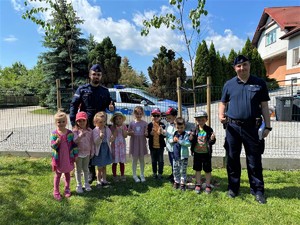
[0,83,299,159]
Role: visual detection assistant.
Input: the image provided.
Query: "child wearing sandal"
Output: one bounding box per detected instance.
[189,111,216,194]
[110,111,128,182]
[51,111,78,201]
[91,111,114,187]
[73,111,94,193]
[172,117,191,191]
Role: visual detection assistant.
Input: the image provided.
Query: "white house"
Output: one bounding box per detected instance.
[252,6,300,86]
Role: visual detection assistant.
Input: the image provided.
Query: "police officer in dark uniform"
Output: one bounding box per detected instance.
[70,64,115,184]
[219,55,271,204]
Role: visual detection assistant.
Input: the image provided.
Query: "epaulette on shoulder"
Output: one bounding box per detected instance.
[100,85,108,90]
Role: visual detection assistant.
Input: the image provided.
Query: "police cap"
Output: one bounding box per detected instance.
[233,55,249,66]
[90,64,103,73]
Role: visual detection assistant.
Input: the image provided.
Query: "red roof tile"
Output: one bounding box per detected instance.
[252,6,300,46]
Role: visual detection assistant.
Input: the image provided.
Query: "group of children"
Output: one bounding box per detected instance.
[51,106,216,201]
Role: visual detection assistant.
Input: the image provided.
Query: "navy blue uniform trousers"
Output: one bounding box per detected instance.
[225,122,264,195]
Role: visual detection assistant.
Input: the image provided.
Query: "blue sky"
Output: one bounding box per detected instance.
[0,0,299,76]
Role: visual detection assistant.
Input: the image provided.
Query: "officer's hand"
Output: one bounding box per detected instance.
[263,129,270,138]
[211,133,216,140]
[109,101,114,111]
[219,117,227,124]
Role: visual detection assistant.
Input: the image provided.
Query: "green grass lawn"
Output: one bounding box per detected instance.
[0,156,300,225]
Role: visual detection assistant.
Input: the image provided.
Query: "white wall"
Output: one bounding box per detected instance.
[287,36,300,70]
[257,18,288,59]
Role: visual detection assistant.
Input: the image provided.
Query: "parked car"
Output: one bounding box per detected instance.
[107,85,189,124]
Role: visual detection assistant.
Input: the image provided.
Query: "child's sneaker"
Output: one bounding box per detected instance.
[152,173,158,179]
[113,176,119,182]
[101,180,110,188]
[53,193,62,201]
[133,175,140,183]
[157,174,163,180]
[205,185,212,194]
[64,189,71,198]
[173,182,180,189]
[76,186,83,194]
[195,184,201,194]
[120,176,126,182]
[84,184,92,192]
[180,184,186,191]
[140,175,146,182]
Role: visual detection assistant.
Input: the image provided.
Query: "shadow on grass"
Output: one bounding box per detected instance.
[0,157,50,177]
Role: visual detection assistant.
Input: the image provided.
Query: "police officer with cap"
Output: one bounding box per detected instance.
[70,64,114,184]
[219,55,271,204]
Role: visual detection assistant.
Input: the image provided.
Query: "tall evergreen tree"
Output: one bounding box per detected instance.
[194,40,211,85]
[241,37,254,61]
[227,49,238,78]
[88,37,121,87]
[24,0,88,109]
[208,42,222,87]
[119,57,148,89]
[148,46,186,100]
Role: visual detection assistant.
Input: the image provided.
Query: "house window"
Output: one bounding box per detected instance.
[265,29,276,46]
[292,48,299,66]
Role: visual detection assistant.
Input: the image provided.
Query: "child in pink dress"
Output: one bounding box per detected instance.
[73,111,94,193]
[128,106,148,183]
[51,112,78,201]
[110,111,128,182]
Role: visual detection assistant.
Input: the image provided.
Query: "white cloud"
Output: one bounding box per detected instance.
[11,0,23,11]
[73,0,184,57]
[3,35,18,42]
[205,29,245,56]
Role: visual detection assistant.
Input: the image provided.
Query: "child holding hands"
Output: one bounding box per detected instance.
[51,111,78,201]
[110,111,128,182]
[91,111,113,187]
[73,111,94,193]
[189,111,216,194]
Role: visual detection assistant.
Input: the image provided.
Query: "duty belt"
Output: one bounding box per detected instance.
[228,118,256,126]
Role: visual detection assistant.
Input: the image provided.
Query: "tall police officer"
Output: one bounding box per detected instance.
[219,55,271,204]
[70,64,114,184]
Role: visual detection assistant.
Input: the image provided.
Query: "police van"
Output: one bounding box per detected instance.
[107,85,189,124]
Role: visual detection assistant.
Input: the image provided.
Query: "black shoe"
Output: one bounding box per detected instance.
[168,175,174,183]
[255,194,266,204]
[173,182,180,189]
[227,190,238,198]
[180,184,186,191]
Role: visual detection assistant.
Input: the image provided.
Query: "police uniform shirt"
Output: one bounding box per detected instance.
[221,75,270,120]
[70,84,113,126]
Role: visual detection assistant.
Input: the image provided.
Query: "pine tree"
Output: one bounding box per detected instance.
[119,57,148,89]
[88,37,121,87]
[194,40,211,85]
[24,0,88,109]
[208,42,222,87]
[148,46,186,100]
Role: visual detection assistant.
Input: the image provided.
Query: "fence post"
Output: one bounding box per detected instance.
[177,77,182,117]
[207,76,211,126]
[56,79,62,111]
